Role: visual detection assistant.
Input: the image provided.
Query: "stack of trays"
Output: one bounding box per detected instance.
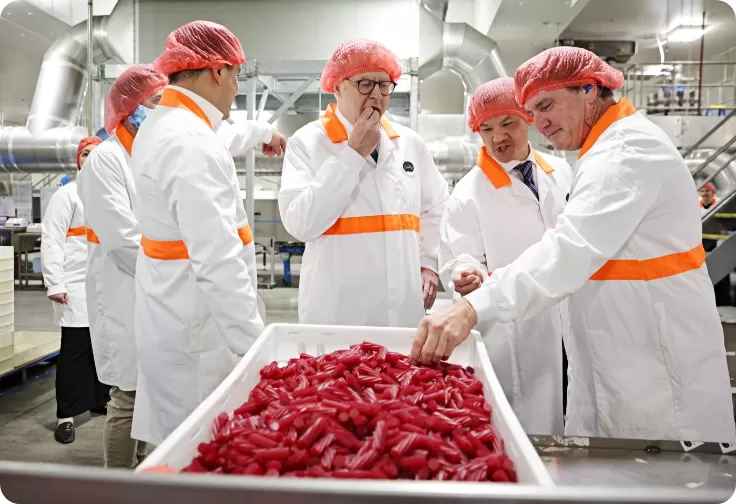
[0,246,14,375]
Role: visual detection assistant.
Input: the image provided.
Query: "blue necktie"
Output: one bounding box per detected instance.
[516,160,538,200]
[370,149,379,163]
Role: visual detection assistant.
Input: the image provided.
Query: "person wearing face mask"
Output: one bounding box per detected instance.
[77,64,167,467]
[279,38,449,327]
[439,78,572,434]
[131,21,282,447]
[42,136,109,445]
[411,47,735,442]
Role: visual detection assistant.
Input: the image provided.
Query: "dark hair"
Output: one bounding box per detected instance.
[168,68,207,84]
[567,85,613,99]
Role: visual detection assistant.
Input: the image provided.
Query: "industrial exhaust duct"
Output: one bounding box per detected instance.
[417,0,509,174]
[0,0,134,173]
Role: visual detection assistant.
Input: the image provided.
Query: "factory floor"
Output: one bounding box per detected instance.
[0,286,302,467]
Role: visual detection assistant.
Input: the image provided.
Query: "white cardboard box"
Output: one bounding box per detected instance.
[138,323,553,486]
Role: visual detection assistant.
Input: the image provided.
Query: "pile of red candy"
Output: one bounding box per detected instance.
[182,342,516,482]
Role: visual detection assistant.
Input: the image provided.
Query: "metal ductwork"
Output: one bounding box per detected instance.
[417,0,508,175]
[0,0,134,173]
[425,137,480,174]
[687,149,736,195]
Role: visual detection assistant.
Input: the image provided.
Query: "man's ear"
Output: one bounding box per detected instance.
[211,67,224,86]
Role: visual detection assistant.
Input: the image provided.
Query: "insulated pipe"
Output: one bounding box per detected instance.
[0,0,133,173]
[417,0,508,174]
[87,0,94,136]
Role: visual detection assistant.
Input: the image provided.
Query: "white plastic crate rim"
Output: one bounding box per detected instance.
[139,323,553,486]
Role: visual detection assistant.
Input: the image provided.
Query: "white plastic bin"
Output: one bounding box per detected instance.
[138,323,553,486]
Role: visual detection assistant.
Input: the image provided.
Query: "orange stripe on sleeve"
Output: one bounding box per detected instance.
[589,244,705,281]
[142,225,253,260]
[66,226,87,238]
[86,229,100,244]
[322,214,420,236]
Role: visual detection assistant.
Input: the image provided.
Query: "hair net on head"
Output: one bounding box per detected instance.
[320,38,402,93]
[104,64,167,134]
[76,136,103,168]
[468,78,533,132]
[514,47,625,107]
[153,20,245,77]
[701,182,716,193]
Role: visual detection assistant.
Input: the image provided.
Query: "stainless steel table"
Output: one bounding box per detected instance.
[0,435,733,504]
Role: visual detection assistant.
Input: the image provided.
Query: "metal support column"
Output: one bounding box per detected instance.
[245,78,257,227]
[410,75,419,131]
[86,0,94,135]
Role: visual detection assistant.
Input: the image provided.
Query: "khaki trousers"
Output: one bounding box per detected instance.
[104,387,147,469]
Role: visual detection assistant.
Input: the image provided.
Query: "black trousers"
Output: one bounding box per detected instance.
[56,327,111,419]
[562,340,568,417]
[714,276,733,307]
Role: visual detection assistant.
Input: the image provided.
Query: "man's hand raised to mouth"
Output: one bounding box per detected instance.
[348,107,381,158]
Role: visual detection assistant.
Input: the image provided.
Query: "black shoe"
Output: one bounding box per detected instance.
[54,422,75,444]
[89,407,107,416]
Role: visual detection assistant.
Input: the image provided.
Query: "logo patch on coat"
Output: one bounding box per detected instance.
[402,161,415,173]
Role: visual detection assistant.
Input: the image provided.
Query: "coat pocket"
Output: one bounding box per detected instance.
[654,302,688,388]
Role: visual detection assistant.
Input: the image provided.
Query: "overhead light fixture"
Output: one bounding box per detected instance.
[0,0,17,15]
[667,25,707,42]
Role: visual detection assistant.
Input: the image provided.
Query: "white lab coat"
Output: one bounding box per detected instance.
[41,181,88,327]
[216,120,276,324]
[77,134,139,391]
[439,146,572,435]
[466,98,735,442]
[131,85,265,445]
[279,105,449,327]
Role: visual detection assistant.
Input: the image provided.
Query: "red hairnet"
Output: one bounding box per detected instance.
[104,65,168,134]
[153,21,245,76]
[701,182,716,193]
[514,47,625,107]
[320,38,402,93]
[468,78,533,132]
[76,136,103,168]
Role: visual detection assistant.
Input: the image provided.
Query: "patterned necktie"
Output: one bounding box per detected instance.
[516,160,538,200]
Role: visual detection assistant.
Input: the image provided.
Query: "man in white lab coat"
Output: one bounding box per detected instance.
[439,78,572,435]
[42,136,109,444]
[412,47,735,442]
[131,21,285,446]
[78,64,168,467]
[279,38,449,327]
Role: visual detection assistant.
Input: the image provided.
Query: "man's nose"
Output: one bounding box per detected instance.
[369,83,383,100]
[492,131,507,143]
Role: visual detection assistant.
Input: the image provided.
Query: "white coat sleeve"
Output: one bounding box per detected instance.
[218,121,275,157]
[439,195,488,298]
[162,133,264,356]
[84,149,140,278]
[465,138,659,325]
[278,136,366,242]
[418,142,450,273]
[41,190,72,297]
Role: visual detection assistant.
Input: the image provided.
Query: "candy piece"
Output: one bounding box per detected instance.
[310,433,336,456]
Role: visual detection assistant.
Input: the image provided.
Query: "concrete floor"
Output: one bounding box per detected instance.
[0,286,300,467]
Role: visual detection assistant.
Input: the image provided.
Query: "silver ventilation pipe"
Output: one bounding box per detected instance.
[686,148,736,195]
[0,0,134,173]
[417,0,508,174]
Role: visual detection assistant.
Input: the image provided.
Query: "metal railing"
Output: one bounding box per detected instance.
[622,60,736,115]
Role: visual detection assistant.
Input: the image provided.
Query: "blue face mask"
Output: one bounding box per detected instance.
[127,104,151,129]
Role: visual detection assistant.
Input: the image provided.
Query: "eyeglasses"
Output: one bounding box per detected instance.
[346,79,397,96]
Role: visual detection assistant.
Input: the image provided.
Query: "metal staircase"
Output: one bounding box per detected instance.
[691,108,736,284]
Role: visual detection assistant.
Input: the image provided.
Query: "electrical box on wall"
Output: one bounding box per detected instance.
[556,38,637,64]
